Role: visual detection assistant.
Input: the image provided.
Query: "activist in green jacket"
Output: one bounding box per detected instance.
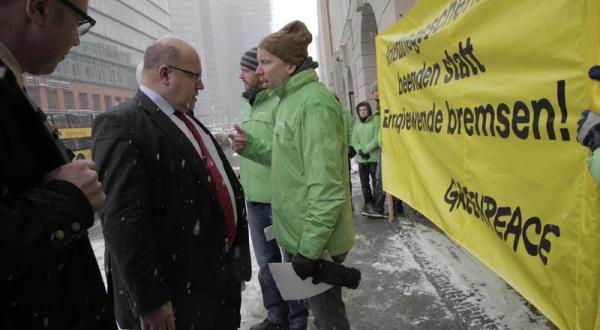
[351,101,380,164]
[271,67,353,259]
[237,89,279,203]
[577,109,600,185]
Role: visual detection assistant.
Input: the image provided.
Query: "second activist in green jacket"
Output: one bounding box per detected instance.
[238,89,279,203]
[351,104,380,163]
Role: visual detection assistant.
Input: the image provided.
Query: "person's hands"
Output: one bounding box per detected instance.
[577,110,600,151]
[140,301,176,330]
[358,150,369,160]
[228,124,246,151]
[291,253,318,280]
[44,160,106,212]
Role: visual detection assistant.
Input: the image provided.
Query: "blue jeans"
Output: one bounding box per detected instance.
[247,202,308,329]
[283,252,351,330]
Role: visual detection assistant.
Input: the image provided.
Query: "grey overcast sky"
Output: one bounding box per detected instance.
[271,0,319,61]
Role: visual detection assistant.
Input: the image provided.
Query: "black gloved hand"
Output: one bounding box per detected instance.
[590,65,600,81]
[312,259,362,289]
[358,149,369,160]
[577,110,600,151]
[291,253,318,280]
[348,146,357,159]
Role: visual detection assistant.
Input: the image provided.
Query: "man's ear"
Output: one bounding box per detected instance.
[157,65,170,85]
[25,0,52,28]
[286,63,297,75]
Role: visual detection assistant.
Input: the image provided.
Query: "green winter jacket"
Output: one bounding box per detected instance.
[256,68,354,259]
[587,149,600,185]
[238,90,279,203]
[342,108,354,148]
[351,114,380,163]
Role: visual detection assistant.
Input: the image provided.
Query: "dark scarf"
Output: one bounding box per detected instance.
[242,87,264,106]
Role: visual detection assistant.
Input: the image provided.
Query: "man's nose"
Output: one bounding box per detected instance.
[74,33,80,47]
[197,79,204,90]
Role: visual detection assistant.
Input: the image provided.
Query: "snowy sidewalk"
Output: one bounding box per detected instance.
[90,173,554,329]
[239,174,553,329]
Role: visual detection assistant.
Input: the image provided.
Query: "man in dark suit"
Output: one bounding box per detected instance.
[0,1,115,329]
[92,36,251,330]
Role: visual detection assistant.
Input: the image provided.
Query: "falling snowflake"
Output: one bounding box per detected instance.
[193,221,201,236]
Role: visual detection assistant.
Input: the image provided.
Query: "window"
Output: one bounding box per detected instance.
[115,96,122,105]
[79,92,89,109]
[63,90,75,110]
[92,94,101,112]
[104,95,112,111]
[47,89,58,110]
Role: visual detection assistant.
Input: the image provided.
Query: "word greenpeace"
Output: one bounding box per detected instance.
[396,37,485,95]
[384,0,481,65]
[443,178,560,265]
[382,80,571,141]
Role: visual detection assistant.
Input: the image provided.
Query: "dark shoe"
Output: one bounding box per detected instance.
[250,318,288,330]
[359,204,370,216]
[368,210,386,219]
[360,203,378,217]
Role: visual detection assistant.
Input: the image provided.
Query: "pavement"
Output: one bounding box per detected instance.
[90,148,556,329]
[240,172,555,330]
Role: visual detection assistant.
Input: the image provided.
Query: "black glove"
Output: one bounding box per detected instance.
[292,254,362,289]
[590,65,600,81]
[291,253,318,280]
[348,146,357,159]
[577,110,600,151]
[312,259,362,289]
[358,149,369,160]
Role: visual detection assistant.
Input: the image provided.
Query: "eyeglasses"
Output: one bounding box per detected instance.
[167,65,203,82]
[57,0,96,36]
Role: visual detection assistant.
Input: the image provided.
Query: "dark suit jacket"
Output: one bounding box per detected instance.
[92,90,251,330]
[0,64,116,330]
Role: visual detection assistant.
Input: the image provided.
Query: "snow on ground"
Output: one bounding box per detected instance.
[91,217,550,329]
[90,170,551,330]
[406,220,548,329]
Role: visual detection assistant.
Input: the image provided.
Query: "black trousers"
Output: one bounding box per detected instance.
[358,162,378,204]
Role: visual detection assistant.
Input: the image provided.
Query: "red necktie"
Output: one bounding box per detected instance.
[174,111,236,246]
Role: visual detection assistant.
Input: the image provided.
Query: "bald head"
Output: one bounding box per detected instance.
[139,36,200,84]
[142,36,198,78]
[140,35,203,112]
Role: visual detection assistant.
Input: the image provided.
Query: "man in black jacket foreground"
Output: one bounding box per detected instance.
[93,36,251,330]
[0,0,115,329]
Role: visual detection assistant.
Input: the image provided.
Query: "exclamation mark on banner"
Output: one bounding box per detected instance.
[557,80,570,141]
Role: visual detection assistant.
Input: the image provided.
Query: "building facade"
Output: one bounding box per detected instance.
[27,0,172,113]
[317,0,415,112]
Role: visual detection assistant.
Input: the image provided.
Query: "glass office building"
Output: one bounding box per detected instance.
[27,0,172,112]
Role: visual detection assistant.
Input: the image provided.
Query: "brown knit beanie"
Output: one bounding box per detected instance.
[259,20,312,66]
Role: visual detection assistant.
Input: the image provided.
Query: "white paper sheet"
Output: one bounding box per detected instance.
[268,263,332,300]
[263,225,275,242]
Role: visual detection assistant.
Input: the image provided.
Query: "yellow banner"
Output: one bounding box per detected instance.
[376,0,600,328]
[58,127,92,139]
